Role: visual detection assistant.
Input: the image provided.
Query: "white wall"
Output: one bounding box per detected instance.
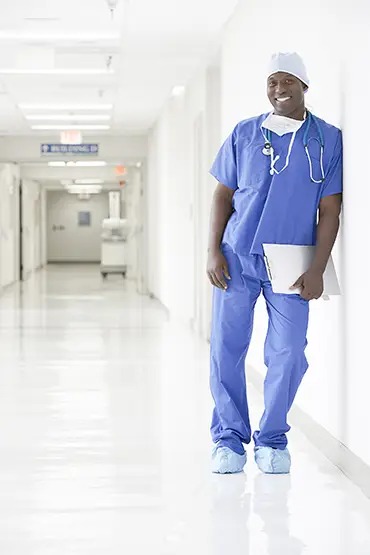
[340,4,370,466]
[22,179,43,277]
[47,191,109,262]
[147,90,189,318]
[40,187,47,267]
[0,164,20,288]
[147,65,220,330]
[124,168,147,291]
[195,66,222,338]
[0,172,45,288]
[136,166,148,295]
[218,0,370,466]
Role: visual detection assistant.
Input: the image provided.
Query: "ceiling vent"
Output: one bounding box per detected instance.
[24,17,61,22]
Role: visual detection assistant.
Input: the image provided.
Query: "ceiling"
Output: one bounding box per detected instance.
[0,0,239,137]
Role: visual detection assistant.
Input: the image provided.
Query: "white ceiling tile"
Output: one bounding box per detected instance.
[0,0,239,135]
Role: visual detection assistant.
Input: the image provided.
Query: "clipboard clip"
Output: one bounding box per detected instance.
[264,255,273,281]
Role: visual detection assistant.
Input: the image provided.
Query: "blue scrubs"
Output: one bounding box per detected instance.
[210,113,343,454]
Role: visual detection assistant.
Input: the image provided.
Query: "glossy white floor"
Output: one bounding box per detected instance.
[0,264,369,555]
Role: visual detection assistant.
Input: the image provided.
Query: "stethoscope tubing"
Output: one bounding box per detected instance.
[261,112,325,183]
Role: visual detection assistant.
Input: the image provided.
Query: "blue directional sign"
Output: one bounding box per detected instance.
[41,144,99,156]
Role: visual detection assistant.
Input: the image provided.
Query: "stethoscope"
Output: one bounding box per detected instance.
[261,112,325,184]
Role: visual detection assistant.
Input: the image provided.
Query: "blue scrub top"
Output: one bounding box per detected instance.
[210,113,343,256]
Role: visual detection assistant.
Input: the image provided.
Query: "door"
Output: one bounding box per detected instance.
[47,191,109,262]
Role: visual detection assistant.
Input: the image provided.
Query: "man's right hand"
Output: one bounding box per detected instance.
[206,248,231,290]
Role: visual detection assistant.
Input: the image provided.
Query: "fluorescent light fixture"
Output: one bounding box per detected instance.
[66,161,106,167]
[48,161,107,168]
[19,103,113,111]
[0,68,114,75]
[172,85,185,96]
[0,32,120,42]
[74,179,104,185]
[75,161,107,167]
[67,185,102,194]
[48,161,66,167]
[31,124,110,130]
[26,114,111,121]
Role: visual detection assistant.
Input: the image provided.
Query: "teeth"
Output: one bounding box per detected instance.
[276,97,291,102]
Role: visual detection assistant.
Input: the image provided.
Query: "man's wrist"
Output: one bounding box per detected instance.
[309,262,326,275]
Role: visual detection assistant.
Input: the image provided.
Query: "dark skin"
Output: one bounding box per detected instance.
[267,71,308,120]
[290,193,342,300]
[207,72,342,301]
[207,184,234,290]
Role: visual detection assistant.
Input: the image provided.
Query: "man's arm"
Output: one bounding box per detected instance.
[206,183,234,290]
[208,183,234,253]
[291,193,342,300]
[310,193,342,274]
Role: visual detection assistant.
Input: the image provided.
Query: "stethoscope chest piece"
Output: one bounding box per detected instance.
[262,142,272,156]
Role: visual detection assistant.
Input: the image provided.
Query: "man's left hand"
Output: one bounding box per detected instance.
[290,270,324,301]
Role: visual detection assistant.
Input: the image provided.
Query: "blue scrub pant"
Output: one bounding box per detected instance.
[210,247,309,455]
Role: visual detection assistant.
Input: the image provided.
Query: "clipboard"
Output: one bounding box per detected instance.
[262,243,341,298]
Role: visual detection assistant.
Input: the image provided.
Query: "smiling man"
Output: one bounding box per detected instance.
[207,52,343,475]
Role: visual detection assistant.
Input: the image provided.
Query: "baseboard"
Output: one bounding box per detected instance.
[247,364,370,499]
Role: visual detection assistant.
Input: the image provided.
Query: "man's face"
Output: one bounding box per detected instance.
[267,72,307,117]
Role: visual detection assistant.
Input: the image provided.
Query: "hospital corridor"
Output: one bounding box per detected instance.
[0,1,369,554]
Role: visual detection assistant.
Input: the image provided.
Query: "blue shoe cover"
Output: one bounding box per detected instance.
[254,446,291,474]
[211,446,247,474]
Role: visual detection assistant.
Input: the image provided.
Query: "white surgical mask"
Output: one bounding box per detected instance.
[261,112,306,137]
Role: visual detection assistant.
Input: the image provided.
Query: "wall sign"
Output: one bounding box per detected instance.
[41,144,99,156]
